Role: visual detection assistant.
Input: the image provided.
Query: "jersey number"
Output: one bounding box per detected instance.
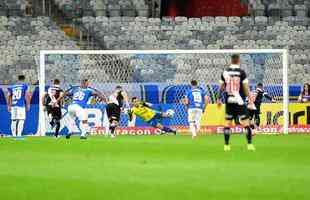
[12,89,22,100]
[73,92,85,101]
[225,76,240,94]
[192,92,202,103]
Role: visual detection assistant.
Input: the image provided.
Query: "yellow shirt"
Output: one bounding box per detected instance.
[131,101,156,122]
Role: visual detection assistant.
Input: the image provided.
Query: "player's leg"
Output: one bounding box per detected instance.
[15,107,26,138]
[10,107,17,137]
[52,107,62,138]
[254,110,260,127]
[155,123,176,135]
[248,110,255,129]
[149,114,176,135]
[188,108,197,138]
[239,107,255,151]
[106,104,120,137]
[195,109,203,133]
[11,120,17,137]
[78,109,89,139]
[224,104,234,151]
[66,104,77,139]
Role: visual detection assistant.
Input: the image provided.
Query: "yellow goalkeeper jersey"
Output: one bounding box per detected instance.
[131,101,156,122]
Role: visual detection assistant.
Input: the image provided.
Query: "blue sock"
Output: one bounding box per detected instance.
[162,126,173,133]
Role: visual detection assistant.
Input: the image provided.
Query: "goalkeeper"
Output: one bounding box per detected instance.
[128,97,177,135]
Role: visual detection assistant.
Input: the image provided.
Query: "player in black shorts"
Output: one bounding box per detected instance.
[106,86,129,138]
[247,83,275,128]
[217,54,255,151]
[42,79,64,138]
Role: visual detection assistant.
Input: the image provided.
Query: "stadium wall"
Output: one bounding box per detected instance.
[0,84,309,135]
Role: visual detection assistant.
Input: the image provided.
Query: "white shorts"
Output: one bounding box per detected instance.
[67,104,88,121]
[188,108,203,124]
[11,106,26,120]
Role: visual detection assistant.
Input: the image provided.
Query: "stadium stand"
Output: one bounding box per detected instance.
[53,0,151,17]
[0,16,79,84]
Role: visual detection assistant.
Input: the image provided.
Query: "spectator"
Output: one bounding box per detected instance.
[298,83,310,103]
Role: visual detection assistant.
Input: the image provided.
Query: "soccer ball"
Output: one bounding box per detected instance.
[166,109,175,117]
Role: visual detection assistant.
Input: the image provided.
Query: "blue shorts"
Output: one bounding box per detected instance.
[147,112,162,127]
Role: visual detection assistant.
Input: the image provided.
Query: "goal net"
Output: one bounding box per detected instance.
[39,50,289,136]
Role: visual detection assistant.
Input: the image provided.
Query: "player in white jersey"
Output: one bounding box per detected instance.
[66,79,105,139]
[106,86,129,138]
[7,75,31,139]
[217,54,255,151]
[183,80,209,139]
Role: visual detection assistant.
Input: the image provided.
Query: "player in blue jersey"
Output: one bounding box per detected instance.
[183,80,209,139]
[66,79,105,139]
[7,75,31,138]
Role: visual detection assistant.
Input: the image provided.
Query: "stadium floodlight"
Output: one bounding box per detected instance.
[39,49,289,136]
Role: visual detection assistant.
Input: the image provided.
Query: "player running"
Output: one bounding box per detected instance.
[42,79,64,138]
[128,97,177,135]
[247,83,276,129]
[217,54,255,151]
[66,79,105,139]
[7,75,31,139]
[183,80,209,139]
[106,86,130,138]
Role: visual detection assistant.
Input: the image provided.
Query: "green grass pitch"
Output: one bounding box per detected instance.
[0,134,309,200]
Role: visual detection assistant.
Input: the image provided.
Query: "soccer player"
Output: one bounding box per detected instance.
[247,83,276,128]
[66,79,105,139]
[217,54,255,151]
[183,80,209,139]
[7,75,31,139]
[129,97,177,135]
[106,86,130,138]
[42,79,64,138]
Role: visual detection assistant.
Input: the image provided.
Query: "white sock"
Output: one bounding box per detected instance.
[17,120,24,137]
[11,120,17,137]
[189,122,196,137]
[80,123,88,137]
[196,122,201,132]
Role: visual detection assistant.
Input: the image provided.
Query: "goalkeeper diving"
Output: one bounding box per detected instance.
[128,97,177,135]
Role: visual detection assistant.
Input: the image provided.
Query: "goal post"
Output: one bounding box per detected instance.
[38,49,289,136]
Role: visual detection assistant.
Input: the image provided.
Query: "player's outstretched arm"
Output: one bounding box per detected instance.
[7,91,12,112]
[263,92,276,102]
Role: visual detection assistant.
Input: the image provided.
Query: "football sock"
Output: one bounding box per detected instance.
[245,126,252,144]
[189,122,197,137]
[109,126,116,135]
[224,127,231,145]
[17,120,24,137]
[162,126,174,133]
[250,124,255,129]
[55,120,60,137]
[11,120,17,137]
[80,123,88,137]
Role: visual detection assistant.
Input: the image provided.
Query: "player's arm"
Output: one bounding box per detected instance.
[91,89,107,103]
[241,70,250,99]
[203,94,209,112]
[142,101,153,108]
[121,91,130,108]
[217,80,225,106]
[41,92,48,111]
[263,92,276,102]
[7,89,12,112]
[25,89,32,111]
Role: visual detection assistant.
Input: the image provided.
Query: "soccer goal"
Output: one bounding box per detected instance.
[38,49,289,136]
